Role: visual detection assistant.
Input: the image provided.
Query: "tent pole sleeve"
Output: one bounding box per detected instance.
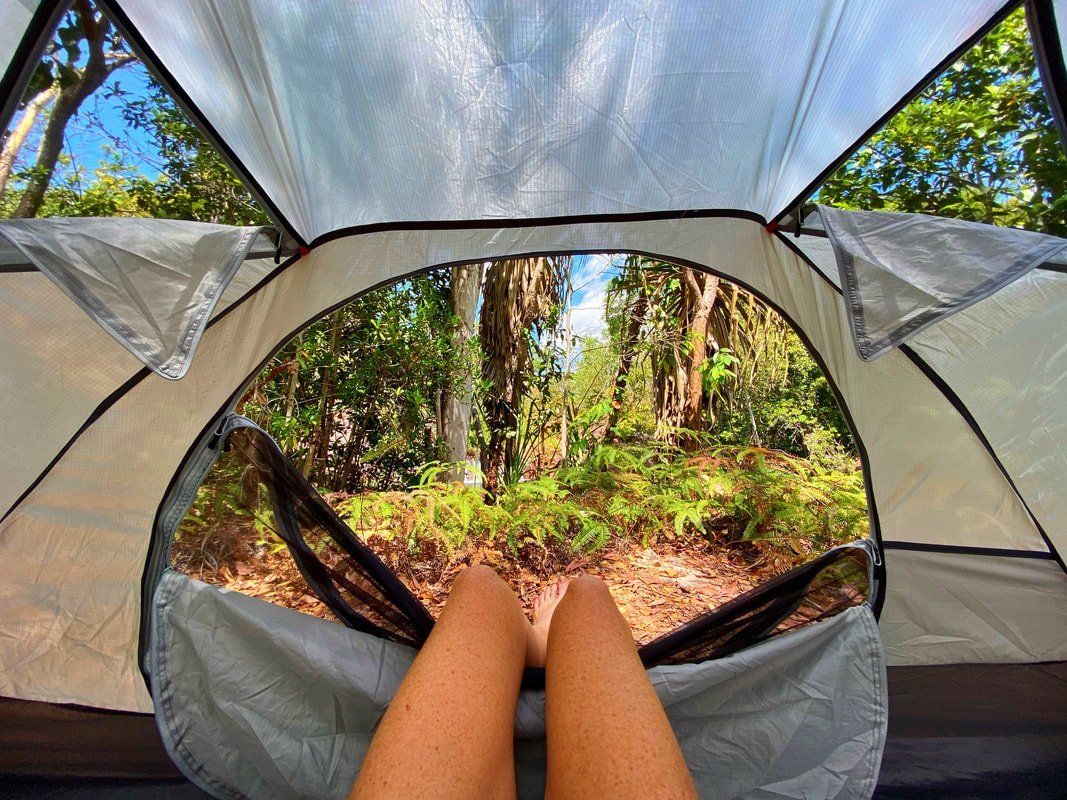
[1027,0,1067,151]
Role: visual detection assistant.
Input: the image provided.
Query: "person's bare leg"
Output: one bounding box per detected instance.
[350,565,529,800]
[544,575,697,800]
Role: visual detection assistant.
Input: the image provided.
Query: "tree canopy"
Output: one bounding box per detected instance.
[820,9,1067,236]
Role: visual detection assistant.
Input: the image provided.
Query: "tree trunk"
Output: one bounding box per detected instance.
[440,264,481,481]
[560,299,572,464]
[681,269,719,434]
[283,334,302,420]
[0,86,56,201]
[302,311,343,478]
[12,5,132,218]
[318,311,344,480]
[605,291,648,439]
[479,257,558,495]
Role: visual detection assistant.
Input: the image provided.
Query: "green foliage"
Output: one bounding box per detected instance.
[119,81,269,225]
[709,447,868,553]
[2,73,267,225]
[712,334,855,469]
[338,438,867,558]
[241,272,464,491]
[820,9,1067,235]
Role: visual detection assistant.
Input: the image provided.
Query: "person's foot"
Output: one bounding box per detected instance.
[526,579,570,667]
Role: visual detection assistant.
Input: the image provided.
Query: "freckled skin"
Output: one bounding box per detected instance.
[349,567,696,800]
[544,576,697,800]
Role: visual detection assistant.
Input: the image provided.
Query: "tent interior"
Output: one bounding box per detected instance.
[1,1,1066,798]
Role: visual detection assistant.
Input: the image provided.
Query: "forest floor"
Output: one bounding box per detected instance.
[171,509,804,644]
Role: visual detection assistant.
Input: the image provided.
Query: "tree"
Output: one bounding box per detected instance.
[0,85,57,202]
[478,257,565,493]
[3,1,134,217]
[820,9,1067,235]
[121,81,269,226]
[439,264,481,481]
[603,260,648,440]
[606,261,725,443]
[240,273,457,492]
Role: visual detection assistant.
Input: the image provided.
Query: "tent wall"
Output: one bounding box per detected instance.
[790,234,1067,563]
[0,217,1061,712]
[880,549,1067,663]
[0,257,279,522]
[0,272,141,516]
[907,267,1067,561]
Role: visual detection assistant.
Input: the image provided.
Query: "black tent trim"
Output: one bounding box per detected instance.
[883,541,1056,560]
[0,0,72,136]
[1028,0,1067,149]
[137,243,892,678]
[770,0,1024,226]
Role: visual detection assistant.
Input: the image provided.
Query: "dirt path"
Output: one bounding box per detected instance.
[173,519,773,645]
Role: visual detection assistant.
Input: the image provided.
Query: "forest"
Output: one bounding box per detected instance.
[2,4,1065,638]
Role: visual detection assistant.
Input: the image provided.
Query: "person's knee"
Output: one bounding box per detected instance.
[452,563,504,592]
[448,564,520,615]
[559,574,615,611]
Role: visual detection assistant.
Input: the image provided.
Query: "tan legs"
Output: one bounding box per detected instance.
[350,569,696,800]
[544,575,698,800]
[350,565,528,800]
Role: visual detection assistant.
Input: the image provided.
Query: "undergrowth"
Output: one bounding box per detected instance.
[335,442,868,559]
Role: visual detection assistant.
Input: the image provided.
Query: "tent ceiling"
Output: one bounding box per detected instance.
[110,0,1012,243]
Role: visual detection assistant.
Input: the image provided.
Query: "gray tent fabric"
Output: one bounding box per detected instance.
[0,218,274,379]
[817,205,1067,360]
[149,569,887,800]
[0,0,37,82]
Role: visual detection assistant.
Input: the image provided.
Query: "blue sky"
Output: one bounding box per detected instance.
[570,254,621,342]
[15,60,160,180]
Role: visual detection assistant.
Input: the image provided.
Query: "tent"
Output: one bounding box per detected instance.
[1,1,1065,798]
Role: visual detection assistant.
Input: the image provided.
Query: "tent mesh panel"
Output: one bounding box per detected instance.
[196,422,869,666]
[638,546,869,667]
[224,425,434,647]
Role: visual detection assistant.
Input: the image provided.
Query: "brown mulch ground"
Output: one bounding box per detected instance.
[172,517,803,646]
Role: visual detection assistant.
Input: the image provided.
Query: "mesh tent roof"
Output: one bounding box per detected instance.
[104,0,1013,243]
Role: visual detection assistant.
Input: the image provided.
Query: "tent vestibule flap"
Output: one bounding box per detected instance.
[0,218,277,379]
[818,205,1067,360]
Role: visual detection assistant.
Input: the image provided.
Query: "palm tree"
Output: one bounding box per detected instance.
[478,256,565,493]
[605,258,789,446]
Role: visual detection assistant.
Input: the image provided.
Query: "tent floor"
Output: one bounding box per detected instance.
[0,777,212,799]
[3,662,1065,798]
